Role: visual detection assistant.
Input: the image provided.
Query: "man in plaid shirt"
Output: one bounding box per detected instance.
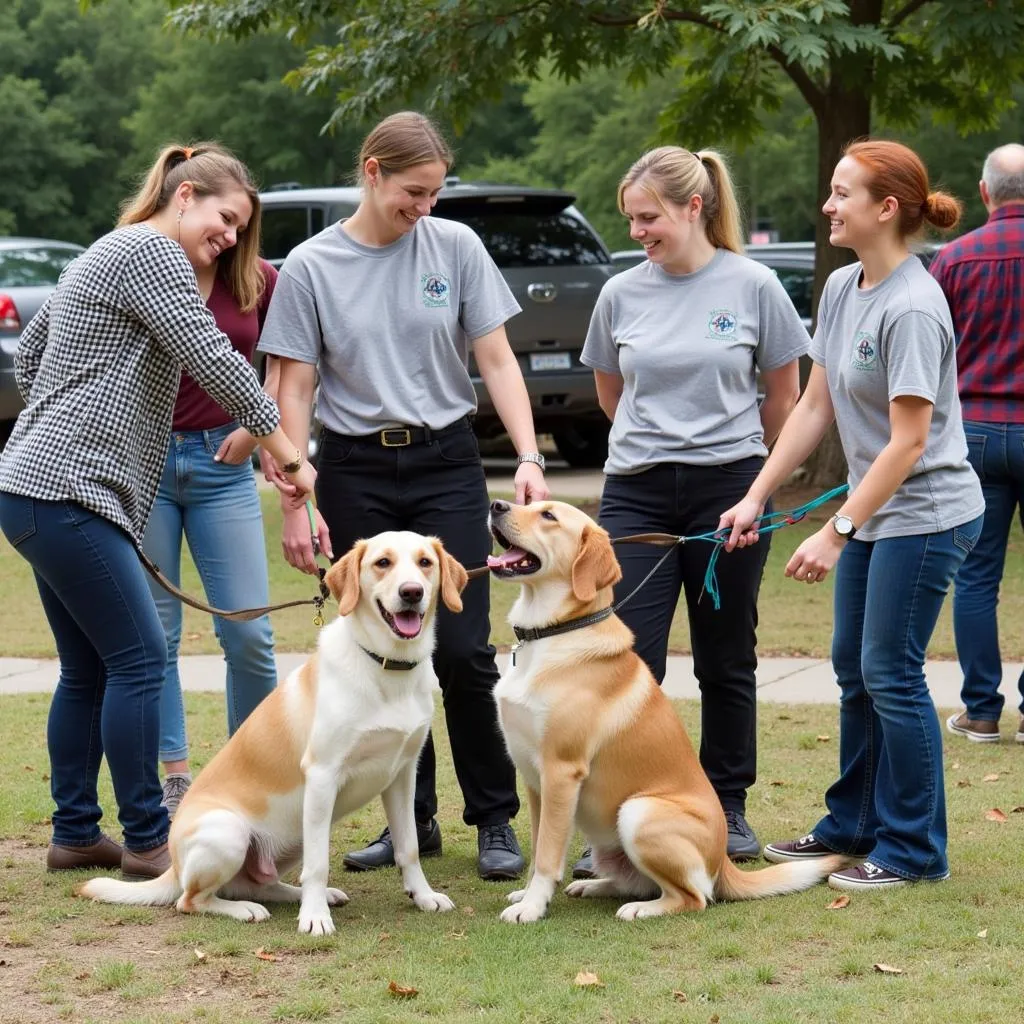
[929,143,1024,746]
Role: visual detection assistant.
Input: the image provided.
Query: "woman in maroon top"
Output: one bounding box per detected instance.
[128,143,281,817]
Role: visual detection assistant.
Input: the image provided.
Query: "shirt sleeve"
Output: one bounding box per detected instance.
[256,261,323,366]
[881,310,948,403]
[14,295,51,402]
[457,228,521,340]
[580,285,619,374]
[755,271,810,371]
[119,234,280,436]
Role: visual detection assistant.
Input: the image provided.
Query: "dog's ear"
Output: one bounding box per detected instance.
[325,541,366,616]
[571,524,622,603]
[432,538,468,613]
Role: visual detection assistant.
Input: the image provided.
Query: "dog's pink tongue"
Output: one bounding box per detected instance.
[487,547,529,569]
[393,610,422,637]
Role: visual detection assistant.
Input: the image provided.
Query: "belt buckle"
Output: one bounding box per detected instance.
[380,428,412,447]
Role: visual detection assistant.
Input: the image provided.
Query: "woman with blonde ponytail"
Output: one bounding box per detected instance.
[577,146,809,873]
[721,139,983,892]
[0,142,316,879]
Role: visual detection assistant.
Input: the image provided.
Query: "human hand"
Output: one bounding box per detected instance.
[277,459,317,510]
[259,446,289,489]
[718,496,766,551]
[515,463,550,504]
[282,504,333,575]
[214,427,259,466]
[785,526,845,585]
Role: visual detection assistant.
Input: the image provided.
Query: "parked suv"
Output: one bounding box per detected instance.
[1,237,85,446]
[259,181,617,467]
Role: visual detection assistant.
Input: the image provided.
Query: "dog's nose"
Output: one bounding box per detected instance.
[399,582,424,604]
[490,499,510,516]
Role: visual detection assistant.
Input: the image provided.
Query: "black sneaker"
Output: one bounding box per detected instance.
[724,810,761,862]
[763,832,835,864]
[342,819,441,872]
[828,861,916,892]
[572,846,595,879]
[477,823,525,881]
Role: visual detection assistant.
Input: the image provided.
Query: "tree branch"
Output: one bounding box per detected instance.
[766,44,825,118]
[588,6,723,33]
[886,0,933,29]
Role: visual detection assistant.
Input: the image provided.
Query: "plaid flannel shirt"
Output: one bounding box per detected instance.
[928,203,1024,424]
[0,224,279,541]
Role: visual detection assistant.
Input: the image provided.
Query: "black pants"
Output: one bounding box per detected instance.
[316,422,519,828]
[599,459,771,814]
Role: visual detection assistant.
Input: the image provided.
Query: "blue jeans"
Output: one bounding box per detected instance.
[142,425,276,761]
[0,492,170,851]
[953,422,1024,721]
[812,515,983,880]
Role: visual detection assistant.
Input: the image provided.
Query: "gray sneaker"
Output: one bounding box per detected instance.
[161,773,192,820]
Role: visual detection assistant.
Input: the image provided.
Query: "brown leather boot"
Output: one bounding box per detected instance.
[46,833,124,872]
[121,842,171,880]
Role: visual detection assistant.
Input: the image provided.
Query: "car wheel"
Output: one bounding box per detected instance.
[551,423,608,469]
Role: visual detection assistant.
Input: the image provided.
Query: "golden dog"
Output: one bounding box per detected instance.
[487,499,847,922]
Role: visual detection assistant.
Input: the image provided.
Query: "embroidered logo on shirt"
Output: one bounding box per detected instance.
[707,309,738,338]
[421,273,451,308]
[851,330,878,371]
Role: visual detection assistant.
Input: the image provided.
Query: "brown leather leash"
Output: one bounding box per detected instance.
[464,532,682,581]
[136,547,331,624]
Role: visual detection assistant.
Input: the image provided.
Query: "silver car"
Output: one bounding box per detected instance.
[259,181,617,467]
[1,237,85,445]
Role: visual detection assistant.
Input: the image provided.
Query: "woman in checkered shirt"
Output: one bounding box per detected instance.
[0,145,316,878]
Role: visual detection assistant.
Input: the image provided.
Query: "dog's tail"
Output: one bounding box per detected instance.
[77,870,182,907]
[714,855,848,902]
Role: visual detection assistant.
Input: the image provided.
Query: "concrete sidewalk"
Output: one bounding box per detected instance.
[2,654,1021,709]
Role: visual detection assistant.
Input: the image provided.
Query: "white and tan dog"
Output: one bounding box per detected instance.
[487,499,848,923]
[80,532,467,934]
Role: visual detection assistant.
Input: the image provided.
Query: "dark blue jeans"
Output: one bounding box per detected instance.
[812,516,983,880]
[599,459,771,814]
[0,493,170,851]
[953,422,1024,721]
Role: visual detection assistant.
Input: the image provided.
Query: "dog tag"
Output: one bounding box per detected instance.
[511,641,522,667]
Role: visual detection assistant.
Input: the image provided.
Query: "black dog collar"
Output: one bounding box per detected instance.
[359,646,419,671]
[511,607,614,661]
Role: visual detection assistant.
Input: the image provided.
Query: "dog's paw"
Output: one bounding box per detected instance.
[505,888,527,905]
[326,888,349,906]
[297,906,336,936]
[499,901,547,924]
[615,900,662,921]
[412,890,455,913]
[234,900,271,923]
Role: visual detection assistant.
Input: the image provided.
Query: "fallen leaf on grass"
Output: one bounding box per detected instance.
[816,735,831,742]
[985,808,1008,823]
[448,929,467,939]
[377,931,392,942]
[672,990,687,1002]
[977,929,988,939]
[710,1016,721,1024]
[826,895,850,910]
[769,780,785,787]
[22,765,34,772]
[573,971,605,988]
[777,714,791,721]
[186,632,202,641]
[1011,806,1024,814]
[388,981,419,999]
[873,963,904,975]
[951,762,961,770]
[956,780,971,788]
[983,773,1000,782]
[254,947,280,962]
[193,948,206,962]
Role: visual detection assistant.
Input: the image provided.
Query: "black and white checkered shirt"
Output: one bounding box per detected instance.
[0,224,279,542]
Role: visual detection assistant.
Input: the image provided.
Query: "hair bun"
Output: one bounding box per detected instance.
[924,191,962,231]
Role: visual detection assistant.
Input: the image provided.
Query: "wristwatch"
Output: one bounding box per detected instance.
[831,513,857,540]
[517,451,546,472]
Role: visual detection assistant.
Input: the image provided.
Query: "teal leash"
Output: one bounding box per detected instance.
[612,484,850,614]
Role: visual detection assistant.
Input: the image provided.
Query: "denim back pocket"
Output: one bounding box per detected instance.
[952,515,984,555]
[964,433,986,483]
[0,493,37,548]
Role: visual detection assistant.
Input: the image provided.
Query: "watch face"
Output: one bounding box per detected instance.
[834,516,854,536]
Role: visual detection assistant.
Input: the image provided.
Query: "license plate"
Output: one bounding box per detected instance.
[529,352,571,372]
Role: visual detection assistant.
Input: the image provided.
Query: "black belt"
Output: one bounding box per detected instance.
[326,416,472,448]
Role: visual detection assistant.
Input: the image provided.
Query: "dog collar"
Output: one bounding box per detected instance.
[359,646,419,671]
[512,606,614,649]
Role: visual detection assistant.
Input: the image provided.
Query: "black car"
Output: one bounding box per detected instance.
[259,180,617,467]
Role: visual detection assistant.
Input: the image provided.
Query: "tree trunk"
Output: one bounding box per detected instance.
[801,76,872,488]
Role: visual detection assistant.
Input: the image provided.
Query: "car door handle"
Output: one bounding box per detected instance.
[527,282,557,303]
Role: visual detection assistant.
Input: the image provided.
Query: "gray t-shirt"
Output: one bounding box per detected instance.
[809,256,983,541]
[581,249,809,473]
[257,217,520,433]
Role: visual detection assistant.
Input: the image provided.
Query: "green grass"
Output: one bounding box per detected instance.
[2,487,1023,660]
[1,693,1022,1024]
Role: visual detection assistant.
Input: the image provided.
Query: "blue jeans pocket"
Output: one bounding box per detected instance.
[953,515,983,555]
[0,493,37,548]
[964,433,986,483]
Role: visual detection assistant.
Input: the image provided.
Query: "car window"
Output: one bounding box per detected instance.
[0,247,79,287]
[260,206,326,264]
[436,211,609,268]
[767,266,814,321]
